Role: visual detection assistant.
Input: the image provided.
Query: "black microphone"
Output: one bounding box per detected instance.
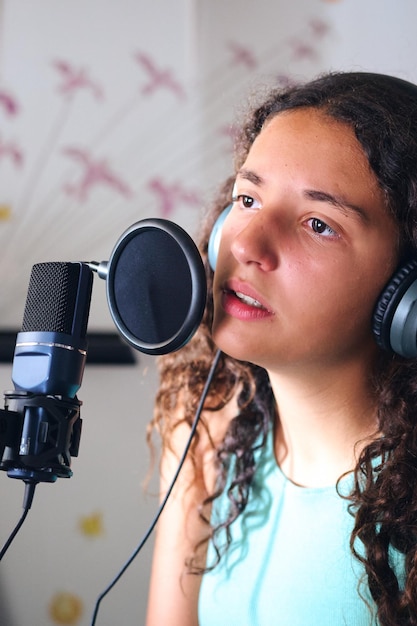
[1,218,205,484]
[12,262,93,397]
[91,218,207,355]
[1,262,93,483]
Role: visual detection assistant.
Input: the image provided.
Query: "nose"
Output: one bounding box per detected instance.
[230,210,279,272]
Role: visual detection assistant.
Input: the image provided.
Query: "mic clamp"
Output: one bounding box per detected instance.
[0,390,82,484]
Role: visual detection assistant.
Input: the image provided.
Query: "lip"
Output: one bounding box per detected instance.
[221,278,274,320]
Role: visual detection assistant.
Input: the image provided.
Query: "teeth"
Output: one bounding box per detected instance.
[234,291,264,308]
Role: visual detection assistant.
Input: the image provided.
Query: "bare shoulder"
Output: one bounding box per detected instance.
[146,398,237,626]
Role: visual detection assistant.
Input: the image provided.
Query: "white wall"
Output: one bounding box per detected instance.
[2,1,417,625]
[0,355,160,626]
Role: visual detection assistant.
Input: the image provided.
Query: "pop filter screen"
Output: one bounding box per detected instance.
[105,219,206,355]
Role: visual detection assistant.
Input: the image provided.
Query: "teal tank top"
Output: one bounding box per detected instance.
[198,428,388,626]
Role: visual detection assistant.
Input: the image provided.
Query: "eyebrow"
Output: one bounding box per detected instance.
[304,189,368,222]
[237,168,368,222]
[237,168,265,186]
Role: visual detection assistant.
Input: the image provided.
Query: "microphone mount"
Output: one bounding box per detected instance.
[0,390,82,484]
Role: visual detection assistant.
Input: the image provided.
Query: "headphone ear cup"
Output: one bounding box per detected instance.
[373,258,417,357]
[208,204,233,271]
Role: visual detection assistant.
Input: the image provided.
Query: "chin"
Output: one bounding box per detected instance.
[211,312,277,368]
[212,327,259,366]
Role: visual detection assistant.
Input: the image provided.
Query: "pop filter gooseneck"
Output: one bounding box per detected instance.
[90,218,207,355]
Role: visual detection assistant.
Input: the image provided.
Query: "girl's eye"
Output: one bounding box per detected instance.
[308,217,338,238]
[233,194,260,209]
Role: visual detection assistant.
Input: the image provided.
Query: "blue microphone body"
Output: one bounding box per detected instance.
[12,262,92,398]
[12,330,87,399]
[1,261,93,483]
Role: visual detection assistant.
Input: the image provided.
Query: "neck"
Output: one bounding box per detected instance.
[268,357,379,488]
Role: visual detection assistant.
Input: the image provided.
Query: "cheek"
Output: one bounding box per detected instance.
[296,256,388,334]
[322,263,393,339]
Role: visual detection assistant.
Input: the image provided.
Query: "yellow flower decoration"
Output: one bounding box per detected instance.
[48,591,83,625]
[78,511,105,538]
[0,204,12,220]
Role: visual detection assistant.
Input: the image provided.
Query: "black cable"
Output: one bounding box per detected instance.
[0,481,37,561]
[90,349,222,626]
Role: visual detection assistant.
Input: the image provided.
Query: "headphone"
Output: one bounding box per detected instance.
[208,70,417,360]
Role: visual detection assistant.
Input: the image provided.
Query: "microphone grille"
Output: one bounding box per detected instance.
[21,262,81,334]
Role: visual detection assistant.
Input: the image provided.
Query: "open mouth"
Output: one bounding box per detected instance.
[231,290,267,310]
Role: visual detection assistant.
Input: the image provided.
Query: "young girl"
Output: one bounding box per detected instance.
[146,72,417,626]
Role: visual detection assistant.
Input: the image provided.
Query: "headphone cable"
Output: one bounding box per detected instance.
[0,481,37,561]
[90,348,222,626]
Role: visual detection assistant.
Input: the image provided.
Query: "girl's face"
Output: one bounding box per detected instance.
[211,108,400,373]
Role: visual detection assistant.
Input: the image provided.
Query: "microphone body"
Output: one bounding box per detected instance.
[12,262,92,398]
[1,262,93,483]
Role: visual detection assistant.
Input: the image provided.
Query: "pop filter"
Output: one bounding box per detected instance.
[92,219,207,355]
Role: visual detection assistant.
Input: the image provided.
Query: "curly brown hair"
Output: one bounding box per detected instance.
[150,72,417,626]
